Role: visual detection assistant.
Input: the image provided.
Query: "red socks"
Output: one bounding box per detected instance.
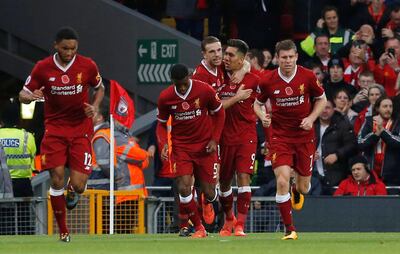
[276,193,295,232]
[236,189,251,227]
[179,194,203,231]
[49,187,69,234]
[219,190,234,220]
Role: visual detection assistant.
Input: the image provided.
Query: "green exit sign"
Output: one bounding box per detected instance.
[137,39,179,84]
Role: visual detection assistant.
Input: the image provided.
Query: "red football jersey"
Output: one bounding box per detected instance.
[256,65,325,143]
[24,54,102,137]
[157,79,223,152]
[192,60,225,92]
[219,72,260,145]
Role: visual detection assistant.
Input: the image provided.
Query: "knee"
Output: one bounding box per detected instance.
[297,182,310,195]
[50,176,64,189]
[276,178,289,192]
[203,188,216,201]
[72,183,86,194]
[178,185,192,197]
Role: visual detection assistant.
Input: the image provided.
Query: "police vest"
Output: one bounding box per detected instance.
[0,128,36,179]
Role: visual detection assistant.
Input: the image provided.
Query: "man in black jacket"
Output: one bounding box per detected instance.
[314,100,358,195]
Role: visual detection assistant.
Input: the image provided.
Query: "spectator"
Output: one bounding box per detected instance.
[314,100,358,195]
[301,6,354,57]
[352,70,376,111]
[358,96,400,188]
[374,36,400,97]
[301,34,331,73]
[334,155,387,196]
[353,83,386,134]
[343,40,376,88]
[333,89,358,124]
[306,62,326,84]
[262,48,274,70]
[324,57,358,100]
[345,0,386,31]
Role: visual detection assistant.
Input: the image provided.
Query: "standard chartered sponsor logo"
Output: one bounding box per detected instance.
[276,95,305,107]
[51,84,83,95]
[174,110,202,120]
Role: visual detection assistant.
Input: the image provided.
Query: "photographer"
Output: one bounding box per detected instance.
[374,36,400,96]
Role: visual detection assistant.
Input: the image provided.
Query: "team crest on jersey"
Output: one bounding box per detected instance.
[61,74,70,84]
[194,98,200,109]
[173,162,177,173]
[216,79,221,87]
[182,101,190,110]
[76,72,83,84]
[285,87,293,95]
[316,79,322,87]
[299,84,305,95]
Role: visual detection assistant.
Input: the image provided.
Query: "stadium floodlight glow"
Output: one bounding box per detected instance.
[21,101,36,119]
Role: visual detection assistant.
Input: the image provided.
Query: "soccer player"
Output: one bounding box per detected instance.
[19,27,104,242]
[254,39,326,240]
[157,64,225,238]
[218,39,259,237]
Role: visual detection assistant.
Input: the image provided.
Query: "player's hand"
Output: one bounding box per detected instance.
[31,87,45,101]
[231,68,246,84]
[324,153,338,165]
[261,113,271,128]
[235,84,252,101]
[161,144,169,161]
[300,116,314,130]
[84,102,98,118]
[206,139,217,153]
[147,145,156,158]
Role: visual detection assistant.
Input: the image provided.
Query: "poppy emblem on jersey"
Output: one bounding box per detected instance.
[61,75,70,84]
[230,84,237,90]
[299,84,305,95]
[76,72,83,84]
[182,102,190,110]
[285,87,293,95]
[194,98,200,109]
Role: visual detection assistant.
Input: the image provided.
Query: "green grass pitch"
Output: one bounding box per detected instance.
[1,233,399,254]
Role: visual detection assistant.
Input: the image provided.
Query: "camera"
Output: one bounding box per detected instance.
[388,48,395,57]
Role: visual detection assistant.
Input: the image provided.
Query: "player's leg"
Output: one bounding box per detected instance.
[274,165,297,240]
[66,137,93,210]
[41,135,70,242]
[234,144,256,236]
[176,174,206,238]
[291,142,315,210]
[218,145,236,236]
[49,165,70,242]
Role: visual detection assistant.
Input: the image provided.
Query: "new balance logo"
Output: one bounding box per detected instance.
[48,77,55,81]
[274,90,280,94]
[171,105,177,109]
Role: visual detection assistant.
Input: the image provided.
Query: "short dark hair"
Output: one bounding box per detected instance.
[226,39,249,56]
[247,49,265,67]
[359,70,374,79]
[322,5,338,19]
[55,27,79,43]
[170,64,189,81]
[314,33,330,44]
[275,39,297,55]
[201,36,220,51]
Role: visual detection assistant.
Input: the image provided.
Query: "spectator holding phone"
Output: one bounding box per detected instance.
[374,36,400,96]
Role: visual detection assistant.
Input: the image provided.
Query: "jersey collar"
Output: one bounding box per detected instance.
[53,53,76,73]
[278,65,297,84]
[201,59,218,77]
[174,79,193,100]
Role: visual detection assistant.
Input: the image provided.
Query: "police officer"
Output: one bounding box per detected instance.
[0,99,36,197]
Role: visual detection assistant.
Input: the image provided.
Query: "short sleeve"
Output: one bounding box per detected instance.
[157,93,169,123]
[308,72,325,98]
[88,59,102,89]
[255,81,269,104]
[206,86,222,113]
[24,64,43,93]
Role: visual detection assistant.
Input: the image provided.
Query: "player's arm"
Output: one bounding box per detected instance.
[230,60,251,84]
[19,87,45,104]
[221,84,252,109]
[157,96,170,160]
[254,99,271,128]
[84,83,105,118]
[19,65,45,104]
[300,94,327,131]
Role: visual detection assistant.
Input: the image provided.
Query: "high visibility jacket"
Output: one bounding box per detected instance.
[0,143,13,198]
[0,128,36,179]
[301,27,353,57]
[89,123,149,200]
